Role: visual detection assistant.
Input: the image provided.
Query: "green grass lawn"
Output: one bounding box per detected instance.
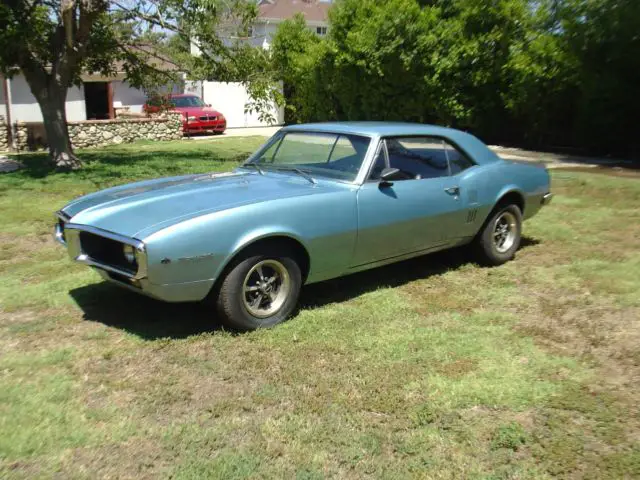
[1,138,639,479]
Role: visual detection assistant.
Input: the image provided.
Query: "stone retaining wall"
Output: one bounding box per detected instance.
[69,113,183,149]
[0,116,9,152]
[14,112,183,151]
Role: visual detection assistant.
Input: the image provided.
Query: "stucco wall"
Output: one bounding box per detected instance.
[15,113,183,151]
[9,75,86,122]
[112,80,147,114]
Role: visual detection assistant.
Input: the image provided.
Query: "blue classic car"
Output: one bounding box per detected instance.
[55,123,552,330]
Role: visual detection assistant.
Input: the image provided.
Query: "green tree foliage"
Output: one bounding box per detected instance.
[561,0,640,156]
[270,15,324,123]
[271,0,640,158]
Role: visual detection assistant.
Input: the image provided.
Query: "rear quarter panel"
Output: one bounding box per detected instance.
[459,160,550,237]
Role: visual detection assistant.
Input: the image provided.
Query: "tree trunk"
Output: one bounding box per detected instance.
[37,84,81,169]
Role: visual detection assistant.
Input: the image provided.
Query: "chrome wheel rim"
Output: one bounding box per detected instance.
[493,211,518,253]
[242,260,291,318]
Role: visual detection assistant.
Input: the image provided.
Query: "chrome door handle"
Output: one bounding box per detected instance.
[444,186,460,195]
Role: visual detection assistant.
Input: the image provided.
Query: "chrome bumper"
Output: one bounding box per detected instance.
[54,212,70,245]
[54,213,148,280]
[542,193,554,205]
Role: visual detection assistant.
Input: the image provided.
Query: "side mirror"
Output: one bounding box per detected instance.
[379,167,401,186]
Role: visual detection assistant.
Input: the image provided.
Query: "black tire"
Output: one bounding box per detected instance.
[473,204,522,266]
[213,245,302,331]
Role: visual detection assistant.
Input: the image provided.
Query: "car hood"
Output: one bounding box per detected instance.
[62,172,342,238]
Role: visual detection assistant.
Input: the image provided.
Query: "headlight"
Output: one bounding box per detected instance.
[187,115,197,121]
[123,244,136,264]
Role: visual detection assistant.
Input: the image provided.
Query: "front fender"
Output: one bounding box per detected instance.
[230,227,308,257]
[141,188,358,288]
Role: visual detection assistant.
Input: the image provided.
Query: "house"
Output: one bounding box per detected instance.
[187,0,332,128]
[1,61,179,124]
[253,0,332,49]
[190,0,331,54]
[1,53,180,149]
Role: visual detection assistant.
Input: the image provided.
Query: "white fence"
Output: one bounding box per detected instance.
[185,81,284,129]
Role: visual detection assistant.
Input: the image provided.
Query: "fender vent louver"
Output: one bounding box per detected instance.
[467,208,478,223]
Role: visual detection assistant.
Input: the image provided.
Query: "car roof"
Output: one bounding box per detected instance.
[282,122,499,165]
[283,121,457,137]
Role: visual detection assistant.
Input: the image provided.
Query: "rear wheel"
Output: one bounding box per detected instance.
[473,204,522,266]
[213,246,302,331]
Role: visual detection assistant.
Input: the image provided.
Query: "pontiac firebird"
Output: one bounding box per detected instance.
[55,122,552,330]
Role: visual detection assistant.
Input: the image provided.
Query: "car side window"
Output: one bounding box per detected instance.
[384,137,450,180]
[443,141,474,175]
[368,142,388,181]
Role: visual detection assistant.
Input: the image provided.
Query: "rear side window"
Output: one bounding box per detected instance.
[444,141,474,175]
[368,136,475,181]
[385,137,450,180]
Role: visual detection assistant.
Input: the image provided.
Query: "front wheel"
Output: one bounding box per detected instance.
[473,204,522,266]
[213,247,302,331]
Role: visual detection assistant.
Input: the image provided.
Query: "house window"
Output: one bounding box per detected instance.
[316,26,327,36]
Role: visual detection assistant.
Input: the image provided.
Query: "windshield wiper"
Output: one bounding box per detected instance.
[241,162,264,176]
[268,165,317,185]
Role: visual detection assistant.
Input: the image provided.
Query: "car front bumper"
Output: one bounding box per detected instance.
[184,120,226,133]
[55,214,212,303]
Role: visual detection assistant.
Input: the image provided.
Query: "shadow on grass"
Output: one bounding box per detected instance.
[69,282,223,339]
[70,237,540,340]
[13,147,248,179]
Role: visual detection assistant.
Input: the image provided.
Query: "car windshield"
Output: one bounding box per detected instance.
[246,131,371,182]
[170,96,206,108]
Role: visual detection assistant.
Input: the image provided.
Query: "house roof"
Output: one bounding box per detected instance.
[113,44,180,74]
[258,0,331,23]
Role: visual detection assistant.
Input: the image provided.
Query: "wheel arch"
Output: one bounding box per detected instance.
[474,188,526,238]
[494,188,526,216]
[215,231,312,287]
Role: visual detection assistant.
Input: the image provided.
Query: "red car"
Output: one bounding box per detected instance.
[144,94,227,134]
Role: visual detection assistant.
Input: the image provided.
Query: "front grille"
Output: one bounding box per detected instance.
[79,232,137,274]
[199,115,218,121]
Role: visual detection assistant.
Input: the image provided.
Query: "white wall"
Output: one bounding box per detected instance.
[9,75,86,122]
[111,80,147,114]
[201,81,283,128]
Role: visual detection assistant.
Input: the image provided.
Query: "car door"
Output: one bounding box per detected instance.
[353,137,470,266]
